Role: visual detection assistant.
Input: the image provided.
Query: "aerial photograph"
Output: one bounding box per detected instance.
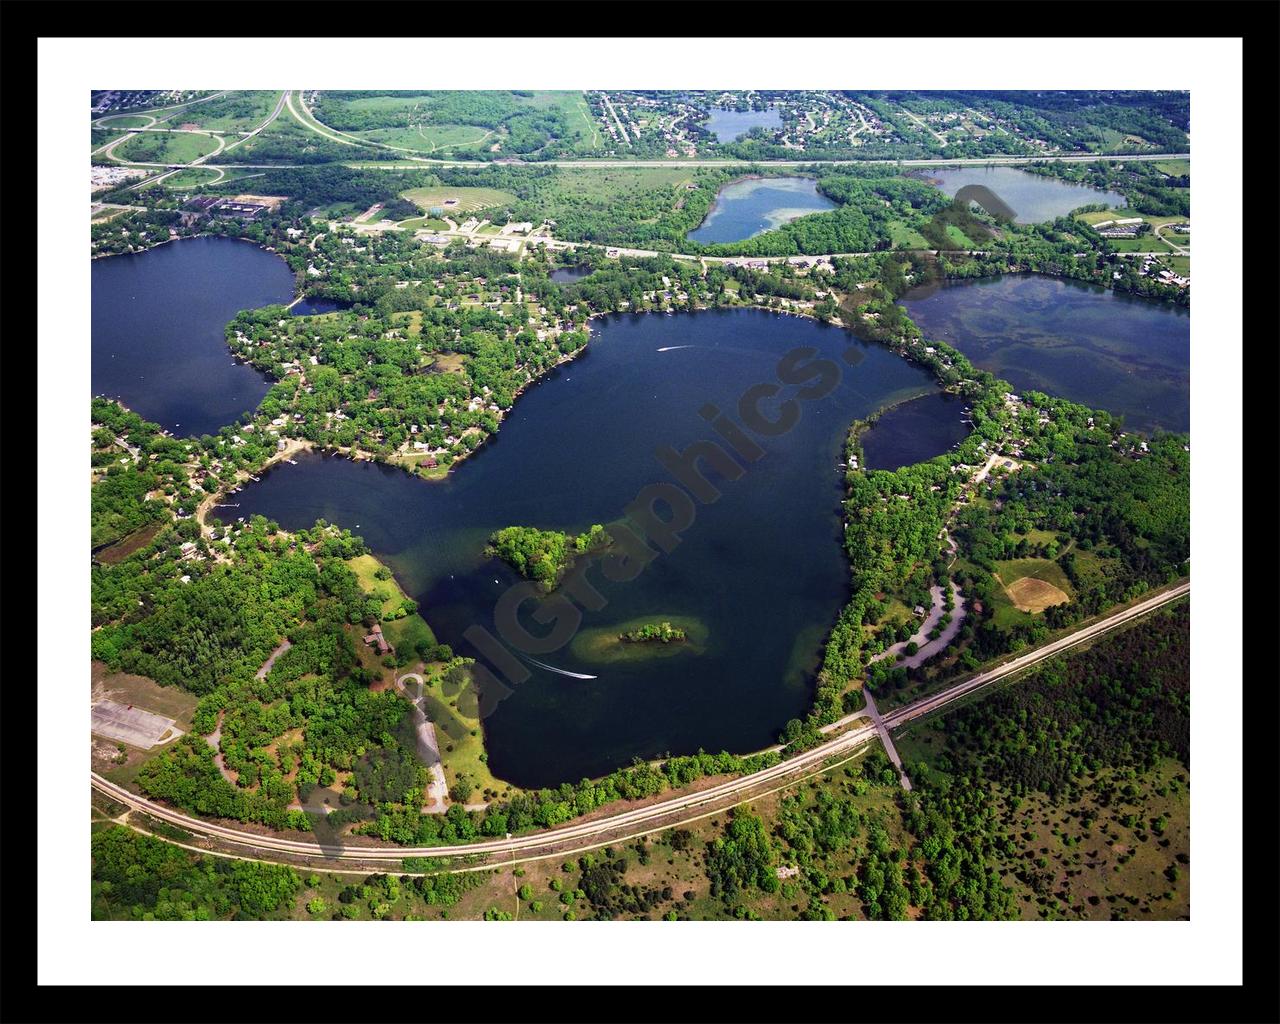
[86,86,1193,925]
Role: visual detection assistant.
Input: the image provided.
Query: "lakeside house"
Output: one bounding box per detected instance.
[363,623,393,656]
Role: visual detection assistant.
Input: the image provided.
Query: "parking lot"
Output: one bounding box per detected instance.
[90,700,182,749]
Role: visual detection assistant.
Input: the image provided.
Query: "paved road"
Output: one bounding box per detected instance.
[860,689,911,790]
[89,580,1188,867]
[871,580,968,670]
[111,153,1192,174]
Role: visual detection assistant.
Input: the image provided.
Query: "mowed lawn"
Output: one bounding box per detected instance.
[347,554,416,620]
[401,186,518,214]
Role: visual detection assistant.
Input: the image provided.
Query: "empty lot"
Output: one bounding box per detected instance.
[91,700,182,749]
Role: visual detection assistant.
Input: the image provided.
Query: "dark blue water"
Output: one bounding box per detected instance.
[291,296,349,316]
[899,275,1189,434]
[922,166,1128,224]
[705,107,783,142]
[861,392,970,470]
[92,237,296,436]
[549,267,592,284]
[234,309,944,787]
[688,176,838,245]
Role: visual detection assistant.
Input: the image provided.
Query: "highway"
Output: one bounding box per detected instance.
[117,151,1189,172]
[90,580,1188,870]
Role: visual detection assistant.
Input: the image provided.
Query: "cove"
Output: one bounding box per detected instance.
[92,236,296,437]
[899,274,1189,434]
[687,176,837,245]
[233,309,950,788]
[919,166,1128,224]
[291,296,349,316]
[860,392,971,471]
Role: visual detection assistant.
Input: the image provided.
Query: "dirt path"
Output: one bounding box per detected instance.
[395,673,449,814]
[256,639,293,680]
[204,711,237,785]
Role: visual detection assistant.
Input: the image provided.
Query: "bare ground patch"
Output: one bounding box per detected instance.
[1004,576,1071,613]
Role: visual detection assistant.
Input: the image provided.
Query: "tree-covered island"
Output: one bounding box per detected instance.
[619,622,687,643]
[485,523,610,590]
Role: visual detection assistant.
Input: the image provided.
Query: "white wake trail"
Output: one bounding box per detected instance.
[521,654,598,680]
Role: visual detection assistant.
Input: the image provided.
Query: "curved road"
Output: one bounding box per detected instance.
[91,581,1188,868]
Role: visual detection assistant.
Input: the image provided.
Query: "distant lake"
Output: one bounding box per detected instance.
[688,176,837,245]
[705,106,783,142]
[234,309,948,787]
[921,166,1129,224]
[899,275,1189,433]
[550,266,592,284]
[861,392,970,470]
[92,237,295,436]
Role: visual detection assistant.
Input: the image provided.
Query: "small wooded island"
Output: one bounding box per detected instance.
[619,622,687,644]
[486,523,609,590]
[570,615,708,664]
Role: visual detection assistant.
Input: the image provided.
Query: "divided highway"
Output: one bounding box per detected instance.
[90,581,1188,870]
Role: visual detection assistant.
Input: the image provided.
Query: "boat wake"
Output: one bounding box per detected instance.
[656,345,693,352]
[520,654,598,680]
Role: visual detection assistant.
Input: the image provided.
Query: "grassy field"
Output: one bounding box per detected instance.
[401,186,519,214]
[346,554,416,620]
[885,219,930,248]
[115,131,221,165]
[91,128,131,154]
[354,124,495,153]
[992,557,1074,614]
[420,676,514,802]
[1153,159,1191,177]
[164,91,279,133]
[96,114,153,129]
[160,167,229,190]
[555,165,699,198]
[397,215,450,231]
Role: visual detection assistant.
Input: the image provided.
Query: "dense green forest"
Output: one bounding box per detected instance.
[92,826,302,920]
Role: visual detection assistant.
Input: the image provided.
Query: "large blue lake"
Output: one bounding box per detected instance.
[920,166,1129,224]
[688,176,837,245]
[899,275,1190,434]
[234,309,944,787]
[92,237,296,436]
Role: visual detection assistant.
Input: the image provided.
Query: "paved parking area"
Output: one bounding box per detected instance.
[91,700,182,748]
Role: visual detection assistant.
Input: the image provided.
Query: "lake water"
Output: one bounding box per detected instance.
[705,107,783,142]
[92,237,296,436]
[234,309,947,787]
[291,296,348,316]
[922,166,1129,224]
[861,392,971,470]
[899,275,1189,433]
[549,266,592,284]
[687,176,837,245]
